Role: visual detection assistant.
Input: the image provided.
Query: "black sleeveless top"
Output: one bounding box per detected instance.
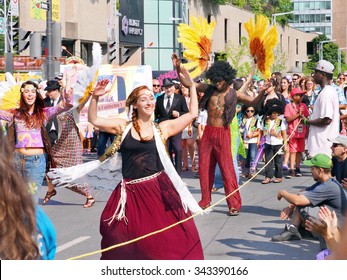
[119,129,164,180]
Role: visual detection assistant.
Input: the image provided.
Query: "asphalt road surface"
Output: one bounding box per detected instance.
[41,155,320,260]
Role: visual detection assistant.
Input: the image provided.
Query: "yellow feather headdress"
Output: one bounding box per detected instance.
[244,15,278,79]
[0,73,21,110]
[178,16,216,78]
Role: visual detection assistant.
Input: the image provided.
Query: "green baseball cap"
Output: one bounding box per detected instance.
[303,154,332,169]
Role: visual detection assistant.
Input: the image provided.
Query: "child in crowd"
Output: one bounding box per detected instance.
[83,123,94,154]
[240,105,260,178]
[259,102,287,184]
[284,88,310,178]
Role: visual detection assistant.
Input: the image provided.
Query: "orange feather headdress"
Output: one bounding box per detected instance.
[178,16,216,78]
[244,15,278,79]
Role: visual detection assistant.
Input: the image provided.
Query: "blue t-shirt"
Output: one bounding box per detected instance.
[303,178,347,226]
[36,206,56,260]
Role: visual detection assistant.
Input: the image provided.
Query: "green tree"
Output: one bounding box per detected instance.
[223,36,252,77]
[220,36,287,78]
[209,0,230,4]
[230,0,293,26]
[231,0,246,7]
[303,34,345,76]
[271,45,287,73]
[248,0,265,14]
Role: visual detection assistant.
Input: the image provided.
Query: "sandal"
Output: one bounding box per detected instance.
[43,189,57,205]
[198,201,211,210]
[228,208,240,216]
[83,197,95,208]
[261,178,272,184]
[273,178,283,183]
[211,187,218,192]
[182,167,188,172]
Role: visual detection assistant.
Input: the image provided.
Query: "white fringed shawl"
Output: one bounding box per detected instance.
[48,122,202,217]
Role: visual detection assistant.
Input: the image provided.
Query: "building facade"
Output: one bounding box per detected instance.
[290,0,333,39]
[15,0,315,76]
[290,0,347,51]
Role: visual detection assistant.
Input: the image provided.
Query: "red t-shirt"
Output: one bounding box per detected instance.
[284,102,309,138]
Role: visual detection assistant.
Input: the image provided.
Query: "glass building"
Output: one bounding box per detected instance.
[143,0,187,73]
[290,0,332,39]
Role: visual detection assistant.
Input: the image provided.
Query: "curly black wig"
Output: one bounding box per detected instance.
[205,61,236,85]
[264,98,284,116]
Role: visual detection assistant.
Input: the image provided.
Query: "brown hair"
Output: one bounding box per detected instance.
[126,85,152,142]
[16,80,46,129]
[0,127,39,259]
[305,76,316,91]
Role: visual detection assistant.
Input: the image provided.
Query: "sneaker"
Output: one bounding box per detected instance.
[285,170,295,179]
[295,168,302,177]
[271,224,302,242]
[282,164,289,171]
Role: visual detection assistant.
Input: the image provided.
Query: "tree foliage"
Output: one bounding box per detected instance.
[220,36,286,78]
[230,0,293,26]
[303,34,346,76]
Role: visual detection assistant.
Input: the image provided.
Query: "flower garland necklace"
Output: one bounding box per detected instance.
[215,90,227,111]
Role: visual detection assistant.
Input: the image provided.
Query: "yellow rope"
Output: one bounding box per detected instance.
[68,118,303,260]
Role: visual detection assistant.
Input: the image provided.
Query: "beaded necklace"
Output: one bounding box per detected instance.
[215,91,227,111]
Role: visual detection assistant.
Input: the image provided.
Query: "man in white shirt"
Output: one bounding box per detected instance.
[303,60,340,158]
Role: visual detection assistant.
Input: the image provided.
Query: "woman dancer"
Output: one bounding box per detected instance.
[0,80,72,203]
[50,54,204,260]
[44,92,95,207]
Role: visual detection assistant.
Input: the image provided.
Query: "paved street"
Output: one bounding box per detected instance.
[41,154,320,260]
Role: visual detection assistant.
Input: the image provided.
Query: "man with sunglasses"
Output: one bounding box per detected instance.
[329,135,347,189]
[152,78,163,100]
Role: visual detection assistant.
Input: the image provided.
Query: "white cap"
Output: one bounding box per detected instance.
[315,60,334,74]
[328,135,347,147]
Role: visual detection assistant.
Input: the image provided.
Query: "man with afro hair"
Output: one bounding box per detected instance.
[174,55,267,216]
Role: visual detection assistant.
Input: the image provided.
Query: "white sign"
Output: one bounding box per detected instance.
[10,0,19,17]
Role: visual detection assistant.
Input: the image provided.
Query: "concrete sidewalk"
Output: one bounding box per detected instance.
[182,163,320,260]
[43,154,321,260]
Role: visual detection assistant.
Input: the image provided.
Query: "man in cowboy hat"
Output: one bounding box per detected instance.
[155,78,189,175]
[44,80,62,147]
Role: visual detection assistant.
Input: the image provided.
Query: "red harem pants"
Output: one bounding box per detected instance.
[198,125,242,211]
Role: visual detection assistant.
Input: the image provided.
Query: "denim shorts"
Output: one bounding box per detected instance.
[13,151,47,204]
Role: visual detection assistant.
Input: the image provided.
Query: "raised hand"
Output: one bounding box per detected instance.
[178,66,193,87]
[172,53,181,70]
[318,206,337,231]
[305,216,328,236]
[92,79,110,97]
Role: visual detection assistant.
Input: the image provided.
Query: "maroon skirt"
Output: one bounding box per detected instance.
[100,171,204,260]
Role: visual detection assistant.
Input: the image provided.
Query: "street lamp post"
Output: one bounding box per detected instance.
[271,11,294,25]
[46,0,54,80]
[319,40,335,61]
[338,47,347,74]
